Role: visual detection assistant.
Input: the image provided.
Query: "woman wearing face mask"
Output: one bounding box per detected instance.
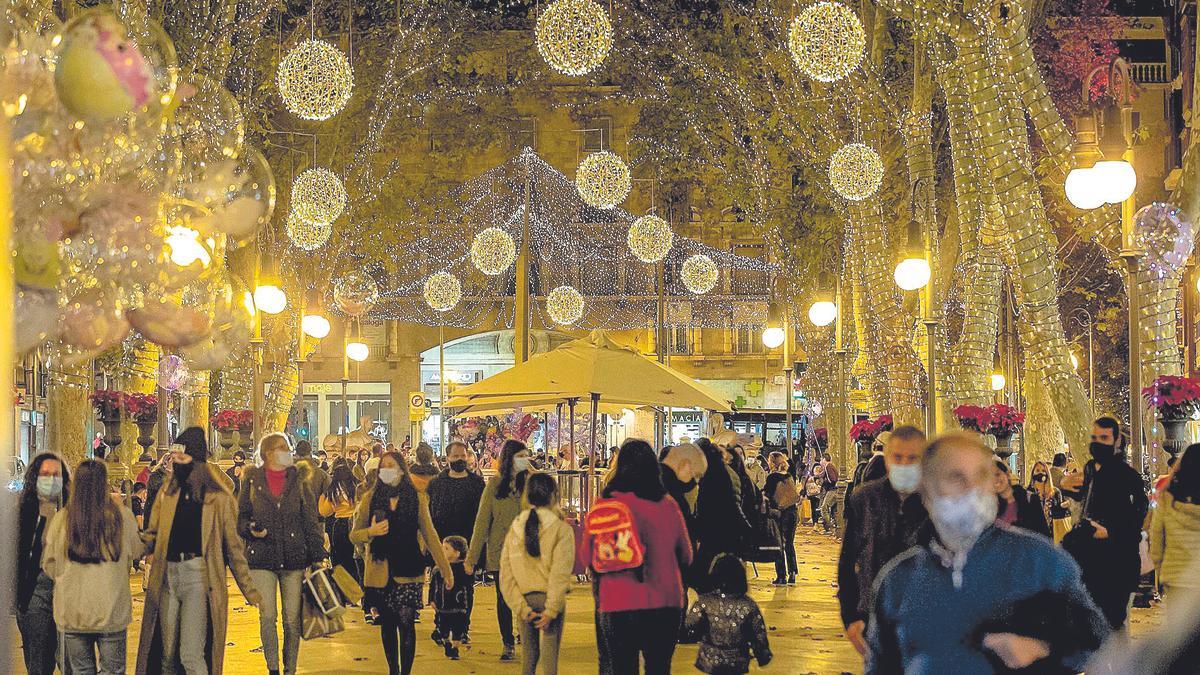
[237,432,329,675]
[466,439,532,661]
[226,450,247,494]
[1028,460,1072,543]
[16,452,70,675]
[992,459,1051,537]
[351,451,453,675]
[1150,444,1200,601]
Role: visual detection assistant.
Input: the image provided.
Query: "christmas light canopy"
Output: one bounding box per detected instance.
[291,167,346,226]
[788,1,865,83]
[535,0,613,76]
[576,151,631,209]
[829,143,883,201]
[470,227,517,276]
[681,254,719,294]
[423,272,462,312]
[546,285,585,325]
[276,39,353,121]
[627,215,673,263]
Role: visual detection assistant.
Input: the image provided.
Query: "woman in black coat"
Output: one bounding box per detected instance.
[994,459,1051,537]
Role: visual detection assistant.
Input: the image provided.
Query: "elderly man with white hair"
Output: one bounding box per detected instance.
[866,433,1109,674]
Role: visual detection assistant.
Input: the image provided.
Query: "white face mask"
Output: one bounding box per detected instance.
[512,457,532,473]
[275,450,294,468]
[887,463,921,494]
[378,467,402,486]
[928,487,997,551]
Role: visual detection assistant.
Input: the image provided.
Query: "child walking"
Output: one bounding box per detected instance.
[429,535,474,660]
[684,554,772,674]
[500,473,576,675]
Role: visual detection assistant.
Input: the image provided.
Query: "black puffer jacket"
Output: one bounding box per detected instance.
[237,466,327,571]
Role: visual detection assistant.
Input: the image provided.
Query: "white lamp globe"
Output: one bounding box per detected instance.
[1092,160,1136,204]
[253,285,287,314]
[990,373,1007,391]
[301,314,331,339]
[808,300,837,327]
[1065,167,1104,210]
[893,257,931,291]
[346,341,369,362]
[762,327,786,349]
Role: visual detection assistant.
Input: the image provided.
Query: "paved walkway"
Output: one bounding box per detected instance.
[12,525,1163,674]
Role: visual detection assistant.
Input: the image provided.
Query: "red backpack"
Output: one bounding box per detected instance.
[584,498,645,574]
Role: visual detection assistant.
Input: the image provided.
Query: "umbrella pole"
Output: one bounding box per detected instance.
[568,398,577,513]
[587,393,599,511]
[556,403,563,458]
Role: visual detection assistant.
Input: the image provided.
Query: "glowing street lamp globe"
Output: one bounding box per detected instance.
[893,257,931,291]
[1092,160,1137,203]
[761,326,786,349]
[345,341,369,362]
[990,373,1007,391]
[301,314,331,339]
[1064,167,1104,210]
[253,284,287,314]
[1070,352,1080,370]
[808,300,837,327]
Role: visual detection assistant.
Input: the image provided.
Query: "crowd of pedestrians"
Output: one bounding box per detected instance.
[10,411,1197,674]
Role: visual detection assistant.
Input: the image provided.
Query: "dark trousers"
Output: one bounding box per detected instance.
[773,507,799,579]
[1090,582,1132,629]
[599,607,683,675]
[492,571,515,647]
[17,572,58,675]
[329,517,359,583]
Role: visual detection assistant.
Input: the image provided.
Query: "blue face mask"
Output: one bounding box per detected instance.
[36,475,62,501]
[887,464,921,494]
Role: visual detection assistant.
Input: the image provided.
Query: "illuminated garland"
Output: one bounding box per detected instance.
[828,143,883,201]
[286,211,332,251]
[470,227,517,275]
[423,271,462,312]
[291,167,347,225]
[681,254,719,294]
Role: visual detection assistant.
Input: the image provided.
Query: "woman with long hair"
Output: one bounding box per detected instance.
[16,452,70,675]
[351,451,453,675]
[42,460,141,673]
[693,438,752,590]
[1151,444,1200,599]
[583,439,693,674]
[321,461,361,582]
[466,439,533,661]
[500,473,575,675]
[1028,460,1072,543]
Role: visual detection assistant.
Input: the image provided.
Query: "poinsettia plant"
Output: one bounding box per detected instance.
[979,404,1026,436]
[123,393,158,425]
[849,418,881,443]
[88,390,123,418]
[953,404,989,431]
[876,415,893,433]
[1142,375,1200,419]
[212,409,254,432]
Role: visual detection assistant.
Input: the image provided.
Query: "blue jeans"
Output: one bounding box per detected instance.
[517,592,564,675]
[249,568,304,675]
[17,572,59,675]
[64,630,127,674]
[161,557,209,675]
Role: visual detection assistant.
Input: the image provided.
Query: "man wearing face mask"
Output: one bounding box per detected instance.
[837,425,928,656]
[1059,416,1150,630]
[428,441,487,542]
[866,433,1108,674]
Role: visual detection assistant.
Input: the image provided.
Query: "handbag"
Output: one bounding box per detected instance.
[1061,466,1103,563]
[304,566,347,618]
[331,565,363,605]
[302,595,345,640]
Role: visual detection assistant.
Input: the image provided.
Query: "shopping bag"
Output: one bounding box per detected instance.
[304,566,346,618]
[302,593,345,640]
[801,498,813,523]
[331,565,363,605]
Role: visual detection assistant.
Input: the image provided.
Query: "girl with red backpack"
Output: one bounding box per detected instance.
[581,439,693,674]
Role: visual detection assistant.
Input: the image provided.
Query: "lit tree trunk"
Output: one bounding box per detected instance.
[46,362,90,467]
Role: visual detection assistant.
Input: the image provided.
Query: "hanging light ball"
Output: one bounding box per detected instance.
[546,285,585,325]
[787,1,866,83]
[290,167,346,225]
[829,142,883,201]
[681,254,719,294]
[276,39,353,121]
[423,272,462,312]
[286,211,332,251]
[333,271,379,317]
[535,0,613,76]
[470,227,517,276]
[576,151,631,209]
[627,215,674,263]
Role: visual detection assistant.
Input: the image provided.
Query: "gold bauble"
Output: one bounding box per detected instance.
[627,215,674,263]
[546,285,585,325]
[285,211,332,251]
[828,142,883,201]
[576,151,631,209]
[291,167,346,225]
[333,271,379,317]
[276,39,353,121]
[470,227,517,276]
[681,254,719,294]
[535,0,613,76]
[423,272,462,312]
[788,1,865,83]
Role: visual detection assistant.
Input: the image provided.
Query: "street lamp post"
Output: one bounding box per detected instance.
[251,249,287,446]
[894,219,937,434]
[1070,308,1096,414]
[763,302,792,459]
[807,271,849,469]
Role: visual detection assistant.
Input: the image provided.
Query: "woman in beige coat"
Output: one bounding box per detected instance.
[136,428,262,675]
[1151,445,1200,601]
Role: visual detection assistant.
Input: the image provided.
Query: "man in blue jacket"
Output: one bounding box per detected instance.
[867,433,1109,674]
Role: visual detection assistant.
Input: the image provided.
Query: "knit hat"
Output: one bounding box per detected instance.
[174,426,208,463]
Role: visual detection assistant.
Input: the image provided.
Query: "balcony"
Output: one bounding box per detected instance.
[1129,61,1170,84]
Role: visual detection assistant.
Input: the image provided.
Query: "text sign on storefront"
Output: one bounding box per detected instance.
[409,392,427,421]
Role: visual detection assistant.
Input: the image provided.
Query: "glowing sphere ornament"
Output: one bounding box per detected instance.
[286,211,333,251]
[788,1,865,83]
[157,354,191,392]
[333,271,379,317]
[291,167,346,225]
[423,272,462,312]
[829,143,883,201]
[681,254,719,294]
[470,227,517,276]
[627,215,673,263]
[576,151,631,209]
[535,0,613,76]
[546,285,585,325]
[276,39,353,121]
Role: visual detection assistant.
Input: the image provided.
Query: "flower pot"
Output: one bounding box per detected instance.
[1160,417,1190,458]
[217,429,236,456]
[992,431,1014,459]
[135,421,156,462]
[100,416,122,457]
[236,426,254,454]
